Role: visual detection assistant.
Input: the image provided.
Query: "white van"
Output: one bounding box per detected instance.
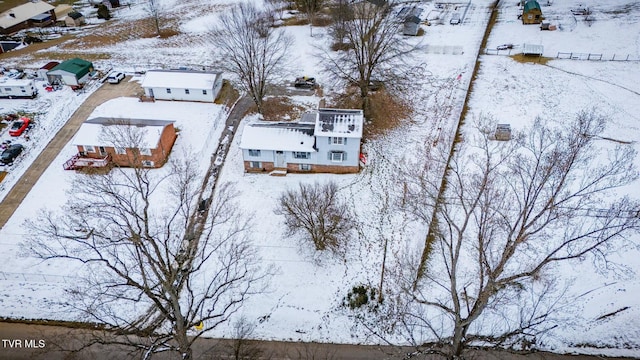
[450,13,461,25]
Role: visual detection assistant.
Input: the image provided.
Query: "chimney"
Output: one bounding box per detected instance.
[9,12,16,18]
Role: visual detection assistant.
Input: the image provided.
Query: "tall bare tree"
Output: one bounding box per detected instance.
[322,0,418,116]
[297,0,325,36]
[397,111,640,358]
[210,3,292,114]
[146,0,163,36]
[24,127,269,359]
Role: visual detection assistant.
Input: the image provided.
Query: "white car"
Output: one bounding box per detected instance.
[107,72,125,84]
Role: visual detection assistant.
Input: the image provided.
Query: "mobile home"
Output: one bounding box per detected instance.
[0,79,37,99]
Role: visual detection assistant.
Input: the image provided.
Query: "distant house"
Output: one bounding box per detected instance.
[522,0,543,24]
[53,4,73,21]
[36,61,59,81]
[0,1,56,35]
[141,70,224,103]
[64,11,85,27]
[64,118,178,170]
[47,58,94,86]
[399,6,423,36]
[240,108,363,175]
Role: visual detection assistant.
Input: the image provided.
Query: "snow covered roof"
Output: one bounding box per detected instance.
[314,108,364,138]
[239,123,316,152]
[72,118,175,148]
[140,70,222,90]
[0,78,34,87]
[522,43,544,55]
[0,1,54,29]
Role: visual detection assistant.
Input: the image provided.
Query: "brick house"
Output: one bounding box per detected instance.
[64,118,177,170]
[239,108,363,175]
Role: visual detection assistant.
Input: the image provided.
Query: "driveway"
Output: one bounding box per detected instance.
[0,77,141,229]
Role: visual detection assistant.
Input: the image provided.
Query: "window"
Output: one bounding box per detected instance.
[330,151,346,162]
[250,161,262,168]
[202,90,208,95]
[299,164,311,171]
[84,145,96,153]
[292,151,310,159]
[329,137,346,145]
[185,89,190,94]
[115,147,126,155]
[166,88,172,94]
[4,88,11,92]
[142,160,155,167]
[248,149,261,157]
[140,148,152,156]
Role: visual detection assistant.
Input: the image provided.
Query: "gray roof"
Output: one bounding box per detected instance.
[85,117,176,127]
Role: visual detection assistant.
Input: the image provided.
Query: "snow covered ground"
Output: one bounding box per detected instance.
[1,0,639,357]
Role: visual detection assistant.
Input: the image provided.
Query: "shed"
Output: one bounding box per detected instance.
[522,0,543,24]
[141,70,223,102]
[522,43,544,56]
[0,79,38,99]
[66,118,178,169]
[47,58,94,86]
[0,1,56,34]
[64,11,85,27]
[36,61,59,81]
[54,4,73,20]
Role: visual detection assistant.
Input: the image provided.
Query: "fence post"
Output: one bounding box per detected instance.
[626,54,630,61]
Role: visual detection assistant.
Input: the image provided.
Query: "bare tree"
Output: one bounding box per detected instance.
[210,3,293,114]
[146,0,163,36]
[24,142,270,359]
[321,0,418,116]
[275,181,353,252]
[297,0,325,36]
[398,111,640,358]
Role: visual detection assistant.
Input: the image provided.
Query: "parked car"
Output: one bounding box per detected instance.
[450,13,461,25]
[9,117,30,136]
[0,144,24,165]
[6,69,25,79]
[497,44,514,50]
[107,72,125,84]
[294,76,317,89]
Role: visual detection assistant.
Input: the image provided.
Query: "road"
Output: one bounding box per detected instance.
[0,78,141,229]
[0,321,636,360]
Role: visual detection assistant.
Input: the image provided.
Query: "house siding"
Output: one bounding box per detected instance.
[143,75,223,102]
[314,135,360,167]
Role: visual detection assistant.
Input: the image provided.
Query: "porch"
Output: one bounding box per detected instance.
[63,153,111,170]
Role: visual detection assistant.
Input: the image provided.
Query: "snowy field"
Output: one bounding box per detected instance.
[1,0,639,357]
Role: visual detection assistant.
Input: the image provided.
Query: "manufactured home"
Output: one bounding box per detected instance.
[240,108,363,175]
[140,70,223,102]
[0,79,37,99]
[0,1,56,35]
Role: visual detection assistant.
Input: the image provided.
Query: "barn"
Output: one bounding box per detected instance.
[141,70,224,102]
[522,0,543,24]
[46,58,94,86]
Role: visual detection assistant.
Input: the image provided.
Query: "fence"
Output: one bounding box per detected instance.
[0,270,78,283]
[483,49,640,62]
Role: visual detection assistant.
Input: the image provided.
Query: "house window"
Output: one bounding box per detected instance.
[142,160,155,167]
[329,137,346,145]
[185,89,190,94]
[292,151,310,159]
[330,151,346,162]
[4,88,11,92]
[202,90,207,95]
[166,88,172,94]
[248,149,261,157]
[84,145,96,153]
[299,164,311,171]
[115,147,126,155]
[140,148,152,156]
[250,161,262,168]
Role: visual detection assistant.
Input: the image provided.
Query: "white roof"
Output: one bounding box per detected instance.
[240,124,316,152]
[314,108,364,138]
[522,43,544,55]
[0,1,54,29]
[0,78,34,87]
[140,70,221,90]
[72,118,173,148]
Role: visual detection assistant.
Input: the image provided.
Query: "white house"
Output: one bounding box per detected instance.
[140,70,223,102]
[0,78,37,99]
[239,108,363,174]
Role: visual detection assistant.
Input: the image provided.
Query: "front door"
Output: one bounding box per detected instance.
[275,151,285,168]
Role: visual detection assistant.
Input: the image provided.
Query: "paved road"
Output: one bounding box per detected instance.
[0,78,141,229]
[0,321,637,360]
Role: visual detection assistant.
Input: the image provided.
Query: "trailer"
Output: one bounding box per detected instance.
[0,78,38,99]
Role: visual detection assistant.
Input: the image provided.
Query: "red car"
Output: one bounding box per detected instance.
[9,117,30,137]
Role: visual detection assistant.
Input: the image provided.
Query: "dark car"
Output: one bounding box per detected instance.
[0,144,24,165]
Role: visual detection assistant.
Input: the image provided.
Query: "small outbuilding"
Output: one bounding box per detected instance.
[399,7,423,36]
[36,61,59,81]
[64,11,85,27]
[0,79,38,99]
[65,117,178,170]
[141,70,223,103]
[46,58,94,86]
[522,0,543,24]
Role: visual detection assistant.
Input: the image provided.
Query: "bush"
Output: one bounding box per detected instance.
[344,285,378,309]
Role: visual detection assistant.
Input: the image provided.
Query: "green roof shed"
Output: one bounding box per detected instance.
[47,58,94,86]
